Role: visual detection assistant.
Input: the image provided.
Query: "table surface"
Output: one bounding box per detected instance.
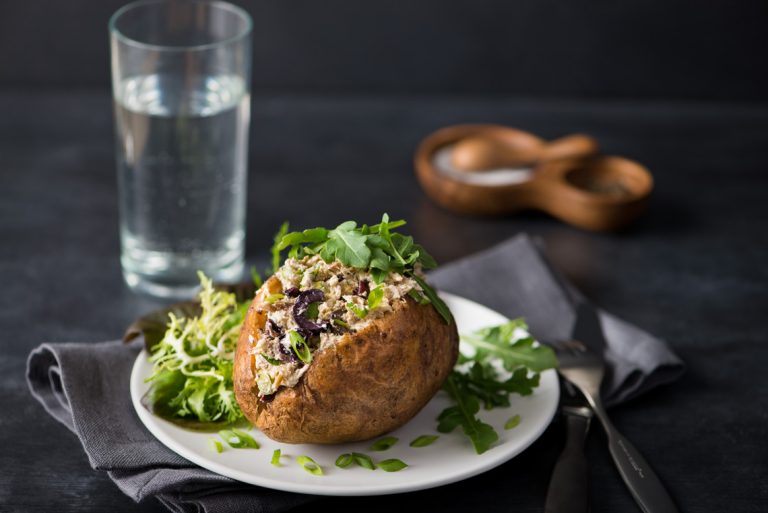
[1,91,767,513]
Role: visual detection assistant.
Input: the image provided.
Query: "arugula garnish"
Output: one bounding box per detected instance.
[438,374,499,454]
[271,222,290,274]
[461,319,558,373]
[272,214,452,324]
[439,319,558,454]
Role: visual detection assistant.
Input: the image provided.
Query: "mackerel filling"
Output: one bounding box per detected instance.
[249,255,422,397]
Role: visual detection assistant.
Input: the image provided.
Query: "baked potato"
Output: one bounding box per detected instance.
[233,255,459,444]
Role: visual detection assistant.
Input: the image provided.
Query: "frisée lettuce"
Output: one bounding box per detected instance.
[143,272,248,428]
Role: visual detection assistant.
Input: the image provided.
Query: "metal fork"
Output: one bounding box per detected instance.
[552,339,679,513]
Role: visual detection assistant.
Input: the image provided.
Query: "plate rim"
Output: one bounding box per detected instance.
[130,291,559,496]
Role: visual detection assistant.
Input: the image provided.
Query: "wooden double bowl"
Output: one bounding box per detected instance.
[415,124,653,232]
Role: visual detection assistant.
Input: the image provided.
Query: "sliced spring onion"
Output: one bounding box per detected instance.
[367,285,384,310]
[335,453,354,468]
[209,438,224,453]
[296,455,323,476]
[266,293,285,304]
[504,414,521,430]
[306,302,319,320]
[409,435,439,448]
[333,318,350,329]
[288,330,312,364]
[271,449,282,466]
[376,459,408,472]
[370,436,398,451]
[352,452,375,470]
[260,353,282,366]
[219,429,260,449]
[346,302,368,319]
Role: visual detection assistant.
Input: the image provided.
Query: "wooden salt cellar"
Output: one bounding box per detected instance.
[414,124,653,232]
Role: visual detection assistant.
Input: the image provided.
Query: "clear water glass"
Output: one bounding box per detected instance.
[110,0,252,298]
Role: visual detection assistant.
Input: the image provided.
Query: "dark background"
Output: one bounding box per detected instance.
[1,1,767,513]
[2,0,767,100]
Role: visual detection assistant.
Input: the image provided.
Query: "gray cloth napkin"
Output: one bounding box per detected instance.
[428,233,685,406]
[27,340,314,513]
[27,233,684,512]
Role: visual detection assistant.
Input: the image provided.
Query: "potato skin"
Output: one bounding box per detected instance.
[233,276,459,444]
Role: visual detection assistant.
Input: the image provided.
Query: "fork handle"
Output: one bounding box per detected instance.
[603,425,679,513]
[544,413,590,513]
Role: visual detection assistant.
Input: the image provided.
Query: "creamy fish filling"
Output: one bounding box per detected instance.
[249,255,423,397]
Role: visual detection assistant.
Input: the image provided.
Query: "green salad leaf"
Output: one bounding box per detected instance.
[143,273,247,426]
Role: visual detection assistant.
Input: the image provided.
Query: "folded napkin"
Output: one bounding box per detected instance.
[27,339,313,513]
[27,233,684,512]
[428,234,685,406]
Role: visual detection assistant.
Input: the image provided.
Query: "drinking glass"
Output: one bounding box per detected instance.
[110,0,252,298]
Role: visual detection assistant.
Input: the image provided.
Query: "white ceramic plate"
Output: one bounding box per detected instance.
[130,292,559,496]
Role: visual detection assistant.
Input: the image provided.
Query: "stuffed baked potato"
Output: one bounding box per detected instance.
[233,228,459,444]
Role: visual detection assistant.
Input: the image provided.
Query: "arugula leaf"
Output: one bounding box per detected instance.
[271,222,290,274]
[440,318,557,454]
[325,221,371,268]
[250,266,263,288]
[451,362,541,410]
[411,274,453,324]
[438,374,499,454]
[461,321,558,372]
[407,288,430,305]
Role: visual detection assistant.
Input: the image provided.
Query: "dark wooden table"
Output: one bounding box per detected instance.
[1,91,766,512]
